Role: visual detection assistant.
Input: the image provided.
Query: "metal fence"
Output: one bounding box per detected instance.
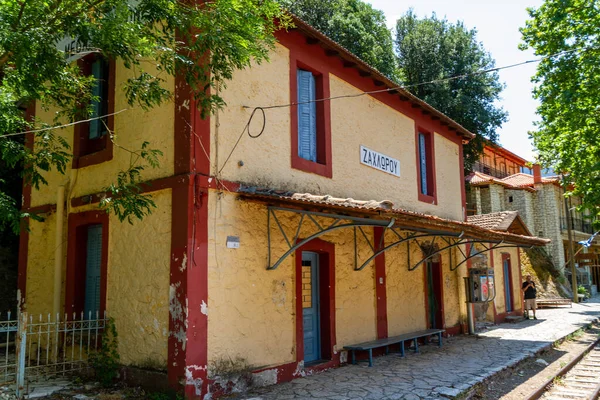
[0,311,107,398]
[560,217,595,234]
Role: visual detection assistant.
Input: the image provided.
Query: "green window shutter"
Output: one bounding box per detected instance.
[419,133,428,195]
[297,69,317,162]
[84,224,103,318]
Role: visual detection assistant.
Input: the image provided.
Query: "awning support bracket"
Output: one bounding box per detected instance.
[266,206,392,270]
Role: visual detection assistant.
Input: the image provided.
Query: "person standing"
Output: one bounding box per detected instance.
[522,275,537,320]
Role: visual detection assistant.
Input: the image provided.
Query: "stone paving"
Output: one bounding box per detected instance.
[243,298,600,400]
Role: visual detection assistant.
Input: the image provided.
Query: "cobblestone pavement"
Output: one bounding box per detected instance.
[243,298,600,400]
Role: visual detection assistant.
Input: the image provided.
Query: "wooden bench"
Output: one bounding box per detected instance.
[536,298,572,308]
[344,328,445,367]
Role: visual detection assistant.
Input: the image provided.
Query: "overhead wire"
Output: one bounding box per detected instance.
[217,44,599,173]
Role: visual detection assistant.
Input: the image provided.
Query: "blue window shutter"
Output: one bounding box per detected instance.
[89,59,108,140]
[297,69,317,162]
[419,133,428,195]
[84,224,103,318]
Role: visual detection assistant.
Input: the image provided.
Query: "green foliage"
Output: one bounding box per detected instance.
[0,0,290,231]
[520,0,600,219]
[100,141,163,224]
[89,317,120,387]
[395,10,507,169]
[577,285,589,298]
[279,0,399,80]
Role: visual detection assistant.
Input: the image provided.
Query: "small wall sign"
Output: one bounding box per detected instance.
[226,236,240,249]
[360,145,400,177]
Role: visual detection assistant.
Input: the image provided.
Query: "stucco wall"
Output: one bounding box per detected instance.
[207,190,384,369]
[25,189,172,367]
[30,63,175,208]
[491,248,522,315]
[213,43,464,221]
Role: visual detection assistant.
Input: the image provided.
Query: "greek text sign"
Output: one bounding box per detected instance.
[360,146,400,177]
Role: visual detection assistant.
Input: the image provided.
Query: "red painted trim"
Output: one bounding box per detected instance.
[518,247,524,311]
[423,258,445,330]
[501,253,515,314]
[489,247,498,322]
[459,143,467,221]
[169,61,211,397]
[444,324,462,336]
[289,46,333,178]
[18,103,35,309]
[294,238,336,363]
[65,210,109,317]
[374,227,388,339]
[276,30,464,147]
[70,174,190,208]
[415,127,438,204]
[72,58,115,169]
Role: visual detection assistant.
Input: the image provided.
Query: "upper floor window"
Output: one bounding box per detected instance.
[416,130,436,203]
[297,69,317,162]
[72,56,114,168]
[290,57,332,178]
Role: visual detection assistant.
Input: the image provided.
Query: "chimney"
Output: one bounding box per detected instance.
[533,164,542,184]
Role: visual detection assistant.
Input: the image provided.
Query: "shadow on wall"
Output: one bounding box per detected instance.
[522,247,572,299]
[0,245,17,313]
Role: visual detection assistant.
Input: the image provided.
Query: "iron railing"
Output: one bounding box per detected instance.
[560,217,594,234]
[471,161,511,179]
[0,311,107,397]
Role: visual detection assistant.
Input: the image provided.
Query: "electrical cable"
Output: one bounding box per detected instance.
[216,44,598,174]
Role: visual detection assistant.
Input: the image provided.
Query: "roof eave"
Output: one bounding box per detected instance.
[288,15,475,141]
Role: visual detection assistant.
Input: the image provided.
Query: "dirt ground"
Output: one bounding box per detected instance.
[467,324,600,400]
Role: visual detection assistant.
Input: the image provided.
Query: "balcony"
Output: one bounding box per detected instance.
[560,217,595,234]
[471,161,510,179]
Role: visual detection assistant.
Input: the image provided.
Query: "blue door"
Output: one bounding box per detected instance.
[503,259,513,312]
[302,252,320,363]
[84,224,103,318]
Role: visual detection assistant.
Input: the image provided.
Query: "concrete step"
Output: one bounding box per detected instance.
[505,315,525,323]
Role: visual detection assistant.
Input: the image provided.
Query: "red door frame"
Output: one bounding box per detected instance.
[502,253,514,313]
[65,210,109,318]
[295,238,336,363]
[423,258,445,330]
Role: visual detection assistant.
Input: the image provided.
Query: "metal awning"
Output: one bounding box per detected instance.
[237,188,550,271]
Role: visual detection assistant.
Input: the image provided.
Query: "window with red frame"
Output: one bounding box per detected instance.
[290,62,332,178]
[73,56,112,165]
[418,131,434,197]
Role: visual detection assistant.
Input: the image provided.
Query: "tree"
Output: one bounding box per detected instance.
[395,10,507,168]
[520,0,600,219]
[0,0,289,232]
[278,0,399,80]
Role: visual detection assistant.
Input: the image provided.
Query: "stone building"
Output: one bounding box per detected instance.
[467,150,599,276]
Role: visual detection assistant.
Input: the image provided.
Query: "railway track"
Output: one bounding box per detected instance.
[540,343,600,400]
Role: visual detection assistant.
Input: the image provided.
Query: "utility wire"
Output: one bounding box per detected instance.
[1,109,129,138]
[220,45,598,173]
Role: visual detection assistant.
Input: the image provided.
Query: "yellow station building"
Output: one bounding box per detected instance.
[19,16,548,399]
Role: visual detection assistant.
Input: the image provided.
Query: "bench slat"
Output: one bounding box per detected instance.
[344,329,444,350]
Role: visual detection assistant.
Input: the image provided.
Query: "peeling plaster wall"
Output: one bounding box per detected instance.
[213,43,464,221]
[207,191,295,368]
[25,190,172,367]
[207,191,379,369]
[25,212,64,317]
[103,189,171,367]
[385,234,427,335]
[31,63,175,208]
[442,250,461,328]
[384,232,462,335]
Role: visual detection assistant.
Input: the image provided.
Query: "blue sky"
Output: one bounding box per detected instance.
[365,0,544,161]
